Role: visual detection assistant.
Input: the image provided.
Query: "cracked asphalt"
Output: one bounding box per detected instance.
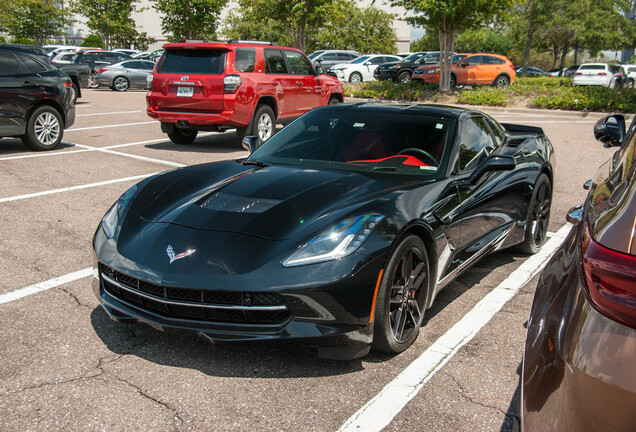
[0,89,621,431]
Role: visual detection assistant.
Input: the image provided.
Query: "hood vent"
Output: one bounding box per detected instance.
[200,192,281,214]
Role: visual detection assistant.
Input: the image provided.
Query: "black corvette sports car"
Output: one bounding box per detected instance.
[93,103,554,359]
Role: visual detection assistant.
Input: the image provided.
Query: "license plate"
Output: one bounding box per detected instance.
[177,86,194,97]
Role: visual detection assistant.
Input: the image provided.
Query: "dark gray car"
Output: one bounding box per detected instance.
[93,60,155,91]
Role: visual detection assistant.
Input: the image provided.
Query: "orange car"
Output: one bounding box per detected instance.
[412,52,516,87]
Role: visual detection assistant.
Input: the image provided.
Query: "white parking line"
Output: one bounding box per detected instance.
[67,121,157,132]
[0,268,93,305]
[0,173,157,204]
[72,143,186,168]
[339,223,572,432]
[77,110,143,117]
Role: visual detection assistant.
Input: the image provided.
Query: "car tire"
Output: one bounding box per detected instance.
[328,96,341,105]
[20,105,64,151]
[349,72,362,83]
[70,83,79,104]
[493,74,510,88]
[628,79,634,89]
[250,104,276,144]
[113,76,129,92]
[372,235,429,354]
[397,71,411,83]
[167,128,198,145]
[450,74,457,88]
[517,174,552,254]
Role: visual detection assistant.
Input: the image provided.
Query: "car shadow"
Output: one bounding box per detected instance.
[90,249,522,377]
[500,361,522,431]
[0,138,76,155]
[145,132,247,155]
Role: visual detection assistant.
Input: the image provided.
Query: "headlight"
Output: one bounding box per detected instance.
[388,65,400,70]
[101,185,137,239]
[282,213,384,267]
[427,68,439,74]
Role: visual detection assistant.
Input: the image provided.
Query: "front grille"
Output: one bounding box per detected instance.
[99,263,290,325]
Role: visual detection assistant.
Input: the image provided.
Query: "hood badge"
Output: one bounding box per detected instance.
[166,245,196,263]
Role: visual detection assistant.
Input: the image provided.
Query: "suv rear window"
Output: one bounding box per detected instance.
[158,50,226,74]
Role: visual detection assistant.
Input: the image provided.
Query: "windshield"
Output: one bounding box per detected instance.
[403,52,425,62]
[248,108,455,177]
[350,56,371,64]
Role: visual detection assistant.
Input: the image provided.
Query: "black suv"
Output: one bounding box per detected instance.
[373,51,442,83]
[0,47,75,150]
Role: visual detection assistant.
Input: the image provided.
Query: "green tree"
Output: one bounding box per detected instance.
[1,0,72,46]
[391,0,517,90]
[71,0,141,50]
[413,26,513,55]
[152,0,228,41]
[224,0,335,52]
[316,3,396,53]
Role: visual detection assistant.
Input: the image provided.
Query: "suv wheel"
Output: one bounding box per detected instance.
[397,71,411,83]
[493,75,510,88]
[21,106,64,151]
[167,128,198,145]
[251,105,275,143]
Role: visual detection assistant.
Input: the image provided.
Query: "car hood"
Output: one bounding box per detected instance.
[128,161,408,241]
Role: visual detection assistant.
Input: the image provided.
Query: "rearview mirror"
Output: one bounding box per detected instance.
[242,136,260,154]
[467,155,516,184]
[594,114,625,146]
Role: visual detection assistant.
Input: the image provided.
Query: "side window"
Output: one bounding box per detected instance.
[0,51,22,75]
[455,117,495,173]
[123,61,139,69]
[369,57,384,65]
[17,54,48,73]
[485,56,506,65]
[264,49,288,74]
[140,61,155,70]
[322,53,338,61]
[235,48,255,73]
[283,50,314,75]
[483,115,505,146]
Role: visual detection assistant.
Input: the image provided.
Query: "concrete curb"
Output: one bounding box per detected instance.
[344,97,630,121]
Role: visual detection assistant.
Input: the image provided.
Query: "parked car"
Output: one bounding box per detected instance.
[515,66,545,77]
[373,51,443,83]
[93,60,156,91]
[45,45,80,57]
[111,48,141,56]
[520,113,636,431]
[71,51,132,74]
[327,54,403,83]
[0,46,75,150]
[93,102,554,360]
[413,52,516,87]
[545,68,562,77]
[562,65,580,78]
[307,49,360,68]
[623,64,636,88]
[412,54,467,83]
[132,49,164,62]
[51,52,77,65]
[573,63,615,88]
[0,44,90,104]
[147,40,344,145]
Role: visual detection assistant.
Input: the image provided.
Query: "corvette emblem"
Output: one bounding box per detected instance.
[181,75,189,81]
[166,245,196,263]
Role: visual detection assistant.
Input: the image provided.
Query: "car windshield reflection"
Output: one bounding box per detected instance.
[247,108,455,176]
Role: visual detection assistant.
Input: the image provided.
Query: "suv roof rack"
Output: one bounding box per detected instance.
[175,39,210,43]
[227,40,278,46]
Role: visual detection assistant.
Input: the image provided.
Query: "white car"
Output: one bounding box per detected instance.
[328,54,403,83]
[50,52,77,64]
[572,63,615,88]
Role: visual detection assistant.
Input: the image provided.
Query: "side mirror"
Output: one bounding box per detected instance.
[566,204,583,225]
[594,114,625,146]
[242,136,260,154]
[467,155,516,184]
[461,62,469,68]
[315,66,326,75]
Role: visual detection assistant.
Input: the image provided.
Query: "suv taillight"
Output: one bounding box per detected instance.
[224,75,242,93]
[581,222,636,328]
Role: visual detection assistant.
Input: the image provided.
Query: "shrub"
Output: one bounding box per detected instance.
[456,87,509,106]
[81,34,103,48]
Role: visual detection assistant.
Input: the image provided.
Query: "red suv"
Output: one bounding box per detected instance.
[146,40,344,144]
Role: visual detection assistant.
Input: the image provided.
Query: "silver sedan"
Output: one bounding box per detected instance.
[93,60,155,91]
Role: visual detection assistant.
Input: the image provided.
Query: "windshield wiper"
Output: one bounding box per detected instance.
[242,159,268,168]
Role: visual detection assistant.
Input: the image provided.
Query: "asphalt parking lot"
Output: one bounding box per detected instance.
[0,88,622,431]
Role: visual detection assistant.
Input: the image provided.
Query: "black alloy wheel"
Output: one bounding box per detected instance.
[372,235,429,354]
[518,174,552,254]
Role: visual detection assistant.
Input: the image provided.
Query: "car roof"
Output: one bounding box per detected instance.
[162,41,282,50]
[322,102,484,120]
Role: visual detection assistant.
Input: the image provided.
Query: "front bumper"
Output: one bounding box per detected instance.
[92,239,386,359]
[373,69,396,81]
